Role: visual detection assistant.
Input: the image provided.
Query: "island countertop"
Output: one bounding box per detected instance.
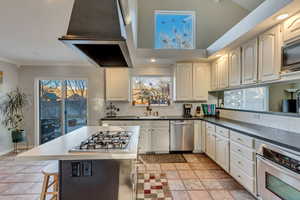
[18,126,140,161]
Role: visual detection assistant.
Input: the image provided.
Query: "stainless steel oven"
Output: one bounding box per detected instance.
[256,140,300,200]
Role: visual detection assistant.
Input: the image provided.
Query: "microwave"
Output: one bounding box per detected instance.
[282,39,300,72]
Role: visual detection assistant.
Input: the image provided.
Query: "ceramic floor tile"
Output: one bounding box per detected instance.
[0,166,27,174]
[1,183,35,195]
[183,154,200,163]
[201,179,224,190]
[17,166,46,174]
[218,179,243,190]
[168,180,186,190]
[188,190,212,200]
[210,170,231,179]
[189,163,205,170]
[178,170,197,179]
[194,170,216,179]
[160,163,176,171]
[145,164,161,171]
[201,163,222,170]
[171,191,190,200]
[165,171,180,180]
[0,174,43,183]
[0,184,10,194]
[209,190,234,200]
[229,190,256,200]
[182,179,204,190]
[175,163,191,170]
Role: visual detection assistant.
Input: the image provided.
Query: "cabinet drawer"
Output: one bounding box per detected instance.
[206,123,215,132]
[216,126,229,138]
[230,165,255,194]
[230,151,255,177]
[230,131,254,148]
[230,141,255,161]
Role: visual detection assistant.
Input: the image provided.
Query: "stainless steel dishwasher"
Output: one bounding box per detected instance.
[170,120,194,151]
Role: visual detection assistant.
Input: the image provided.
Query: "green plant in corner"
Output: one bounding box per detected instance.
[0,88,28,143]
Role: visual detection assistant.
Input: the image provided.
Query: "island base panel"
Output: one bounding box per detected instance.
[59,160,120,200]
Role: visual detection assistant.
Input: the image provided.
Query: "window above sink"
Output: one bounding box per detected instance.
[131,76,172,106]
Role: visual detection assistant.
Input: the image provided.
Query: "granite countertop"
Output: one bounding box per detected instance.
[101,116,204,121]
[101,116,300,153]
[17,126,140,161]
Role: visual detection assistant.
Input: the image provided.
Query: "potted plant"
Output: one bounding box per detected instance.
[0,88,28,144]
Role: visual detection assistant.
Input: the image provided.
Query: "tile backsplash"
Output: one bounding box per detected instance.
[220,109,300,134]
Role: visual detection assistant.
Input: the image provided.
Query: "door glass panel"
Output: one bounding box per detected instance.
[39,80,63,144]
[266,172,300,200]
[65,80,87,133]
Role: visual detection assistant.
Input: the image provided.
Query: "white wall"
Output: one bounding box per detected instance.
[18,65,105,146]
[137,0,249,49]
[0,61,19,155]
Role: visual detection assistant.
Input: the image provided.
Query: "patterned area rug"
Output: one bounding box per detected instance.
[140,154,187,164]
[136,173,172,200]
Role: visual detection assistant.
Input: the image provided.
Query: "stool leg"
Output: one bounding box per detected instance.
[54,175,59,200]
[40,175,50,200]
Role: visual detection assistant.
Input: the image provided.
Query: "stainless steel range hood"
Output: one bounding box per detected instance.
[59,0,133,68]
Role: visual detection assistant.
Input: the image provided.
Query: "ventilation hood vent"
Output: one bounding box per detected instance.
[59,0,132,67]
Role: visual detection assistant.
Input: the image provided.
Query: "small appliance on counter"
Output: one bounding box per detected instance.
[183,104,193,118]
[201,104,216,116]
[105,102,120,118]
[194,106,202,117]
[282,88,298,113]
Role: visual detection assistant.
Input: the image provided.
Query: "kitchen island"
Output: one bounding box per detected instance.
[18,126,140,200]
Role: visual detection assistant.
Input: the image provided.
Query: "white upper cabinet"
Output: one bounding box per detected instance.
[283,12,300,43]
[105,68,130,101]
[229,48,242,87]
[211,61,219,90]
[193,63,211,101]
[218,55,229,89]
[174,63,211,101]
[174,63,193,101]
[242,38,258,85]
[258,25,282,82]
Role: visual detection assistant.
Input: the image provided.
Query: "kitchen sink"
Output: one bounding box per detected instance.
[137,116,163,119]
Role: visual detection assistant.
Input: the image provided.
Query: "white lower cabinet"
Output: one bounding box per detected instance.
[229,130,256,195]
[215,134,229,172]
[203,125,257,195]
[102,120,169,154]
[205,123,229,172]
[151,127,169,153]
[206,128,216,160]
[193,121,202,153]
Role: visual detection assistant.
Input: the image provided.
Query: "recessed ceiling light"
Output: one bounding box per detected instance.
[276,14,289,20]
[150,58,156,63]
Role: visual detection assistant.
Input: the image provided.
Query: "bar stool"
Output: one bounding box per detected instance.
[40,163,59,200]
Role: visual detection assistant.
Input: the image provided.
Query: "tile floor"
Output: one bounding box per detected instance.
[136,154,256,200]
[0,153,256,200]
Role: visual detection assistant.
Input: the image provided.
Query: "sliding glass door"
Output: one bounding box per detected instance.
[39,80,87,144]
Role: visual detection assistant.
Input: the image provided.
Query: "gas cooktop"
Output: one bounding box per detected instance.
[69,131,132,152]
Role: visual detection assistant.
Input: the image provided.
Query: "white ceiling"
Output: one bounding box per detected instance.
[0,0,295,67]
[0,0,90,66]
[231,0,265,11]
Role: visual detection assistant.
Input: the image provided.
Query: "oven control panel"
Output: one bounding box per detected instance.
[263,147,300,174]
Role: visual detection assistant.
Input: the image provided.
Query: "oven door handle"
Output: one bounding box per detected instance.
[257,155,300,179]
